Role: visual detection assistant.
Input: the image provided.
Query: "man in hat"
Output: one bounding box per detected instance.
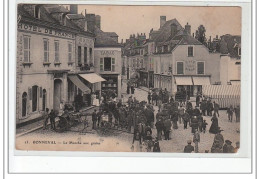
[234,105,240,122]
[227,105,234,122]
[211,127,224,153]
[223,140,235,153]
[213,101,220,117]
[184,140,194,153]
[193,106,201,117]
[147,92,151,104]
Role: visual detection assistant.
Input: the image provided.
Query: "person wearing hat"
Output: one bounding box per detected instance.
[153,137,161,152]
[209,113,219,134]
[193,129,200,153]
[234,105,240,122]
[184,140,195,153]
[147,92,151,104]
[223,140,235,153]
[213,101,220,117]
[211,127,224,153]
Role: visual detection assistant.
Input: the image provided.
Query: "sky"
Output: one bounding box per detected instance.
[77,5,241,42]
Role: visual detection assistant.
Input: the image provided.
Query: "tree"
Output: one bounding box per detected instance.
[195,25,207,46]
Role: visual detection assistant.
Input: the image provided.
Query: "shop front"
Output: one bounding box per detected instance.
[139,70,149,87]
[100,73,121,98]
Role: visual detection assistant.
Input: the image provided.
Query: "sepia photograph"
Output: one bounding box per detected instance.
[15,4,242,153]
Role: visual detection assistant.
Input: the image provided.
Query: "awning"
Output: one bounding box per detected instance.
[193,76,211,85]
[174,76,193,85]
[230,81,241,85]
[79,73,106,84]
[68,75,91,94]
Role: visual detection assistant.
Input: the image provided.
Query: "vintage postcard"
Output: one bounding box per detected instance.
[15,4,241,153]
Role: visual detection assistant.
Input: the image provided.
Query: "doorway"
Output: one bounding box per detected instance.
[32,85,38,112]
[54,79,62,112]
[22,92,27,117]
[42,89,46,111]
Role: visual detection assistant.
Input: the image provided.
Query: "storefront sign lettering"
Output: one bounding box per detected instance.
[185,60,196,71]
[100,51,115,56]
[18,23,75,39]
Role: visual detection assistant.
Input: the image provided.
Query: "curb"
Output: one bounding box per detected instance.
[16,106,97,138]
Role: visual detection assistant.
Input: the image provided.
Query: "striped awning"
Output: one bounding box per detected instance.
[68,75,91,94]
[174,76,193,85]
[79,73,106,84]
[202,85,240,108]
[193,76,210,85]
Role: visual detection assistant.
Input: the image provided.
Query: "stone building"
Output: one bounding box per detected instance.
[16,4,96,124]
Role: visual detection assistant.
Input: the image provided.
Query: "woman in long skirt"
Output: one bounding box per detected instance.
[209,113,219,134]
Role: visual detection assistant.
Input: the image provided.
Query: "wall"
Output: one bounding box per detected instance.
[220,55,241,84]
[172,45,220,84]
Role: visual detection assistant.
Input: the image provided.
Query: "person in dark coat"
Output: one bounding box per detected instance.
[200,100,207,116]
[213,101,220,117]
[147,92,151,104]
[92,109,97,129]
[234,105,240,122]
[196,94,200,107]
[227,105,234,122]
[131,86,135,94]
[163,118,172,140]
[193,106,201,117]
[153,137,161,152]
[197,113,203,132]
[184,140,194,153]
[49,109,56,130]
[183,111,190,129]
[209,113,219,134]
[207,100,213,116]
[223,140,235,153]
[190,116,199,133]
[155,119,164,140]
[211,128,224,153]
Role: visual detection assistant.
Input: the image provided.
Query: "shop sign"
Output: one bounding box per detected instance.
[185,60,196,72]
[18,23,75,39]
[100,51,115,56]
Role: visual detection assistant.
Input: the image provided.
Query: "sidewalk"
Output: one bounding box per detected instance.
[16,105,97,137]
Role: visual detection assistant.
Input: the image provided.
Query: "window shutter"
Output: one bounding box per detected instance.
[40,87,42,98]
[28,87,32,100]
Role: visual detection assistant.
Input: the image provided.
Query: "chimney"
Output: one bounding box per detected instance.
[185,22,191,35]
[85,9,87,16]
[160,16,166,28]
[170,23,177,37]
[95,15,101,29]
[70,4,78,14]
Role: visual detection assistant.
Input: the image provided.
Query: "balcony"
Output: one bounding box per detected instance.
[77,63,94,73]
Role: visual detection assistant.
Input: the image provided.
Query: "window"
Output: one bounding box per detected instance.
[32,85,38,112]
[112,58,115,72]
[43,39,49,62]
[89,48,93,64]
[23,36,30,62]
[54,41,59,62]
[197,62,205,74]
[84,47,87,64]
[100,58,104,71]
[177,62,184,74]
[68,42,72,62]
[188,46,194,57]
[78,46,81,65]
[22,92,27,117]
[104,57,111,71]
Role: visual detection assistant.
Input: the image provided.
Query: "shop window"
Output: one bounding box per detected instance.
[68,42,72,63]
[42,89,46,111]
[84,47,87,64]
[197,62,205,74]
[78,46,82,66]
[23,36,30,62]
[100,58,104,71]
[32,85,38,112]
[22,92,27,117]
[54,41,59,62]
[188,46,194,57]
[177,62,184,74]
[43,39,49,62]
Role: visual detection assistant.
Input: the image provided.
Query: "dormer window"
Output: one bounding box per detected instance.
[34,5,40,19]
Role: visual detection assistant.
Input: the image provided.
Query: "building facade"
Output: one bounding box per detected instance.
[16,4,96,124]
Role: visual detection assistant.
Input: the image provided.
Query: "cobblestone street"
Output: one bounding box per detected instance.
[16,80,240,153]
